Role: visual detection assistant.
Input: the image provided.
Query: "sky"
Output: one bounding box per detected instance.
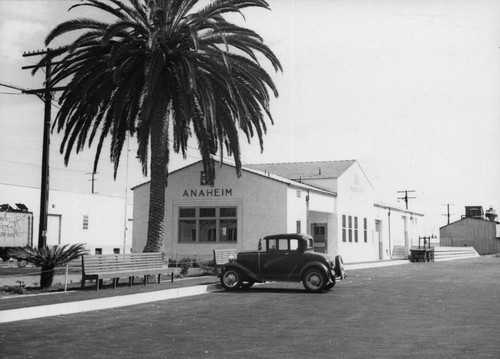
[1,0,499,235]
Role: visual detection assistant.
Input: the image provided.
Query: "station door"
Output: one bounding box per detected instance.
[312,223,327,253]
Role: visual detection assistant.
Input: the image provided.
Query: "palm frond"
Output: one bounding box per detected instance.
[8,244,88,267]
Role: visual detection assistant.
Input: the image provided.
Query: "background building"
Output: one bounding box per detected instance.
[0,183,132,254]
[440,206,500,255]
[132,159,423,263]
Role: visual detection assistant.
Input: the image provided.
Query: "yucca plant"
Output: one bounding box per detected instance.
[8,244,88,289]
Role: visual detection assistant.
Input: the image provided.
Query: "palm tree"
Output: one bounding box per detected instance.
[8,244,88,289]
[36,0,281,252]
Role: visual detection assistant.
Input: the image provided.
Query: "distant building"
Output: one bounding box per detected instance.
[440,206,500,255]
[0,184,132,254]
[132,159,423,263]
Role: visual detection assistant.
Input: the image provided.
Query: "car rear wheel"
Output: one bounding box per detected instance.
[221,268,242,290]
[302,268,327,293]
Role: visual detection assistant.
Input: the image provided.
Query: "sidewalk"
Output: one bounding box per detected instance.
[0,259,409,323]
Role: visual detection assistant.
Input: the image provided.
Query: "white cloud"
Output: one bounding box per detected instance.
[0,20,47,62]
[0,1,54,22]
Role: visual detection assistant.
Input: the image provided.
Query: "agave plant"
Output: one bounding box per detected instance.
[8,244,88,289]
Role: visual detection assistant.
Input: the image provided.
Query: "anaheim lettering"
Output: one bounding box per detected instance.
[182,189,233,197]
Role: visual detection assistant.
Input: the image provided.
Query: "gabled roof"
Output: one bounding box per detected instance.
[131,159,337,196]
[244,160,356,181]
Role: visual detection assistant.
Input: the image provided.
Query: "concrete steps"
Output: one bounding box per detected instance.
[392,246,406,259]
[432,246,480,261]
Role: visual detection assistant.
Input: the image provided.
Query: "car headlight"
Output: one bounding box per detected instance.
[228,255,236,262]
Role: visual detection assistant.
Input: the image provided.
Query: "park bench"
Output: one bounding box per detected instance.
[213,248,238,276]
[81,252,175,290]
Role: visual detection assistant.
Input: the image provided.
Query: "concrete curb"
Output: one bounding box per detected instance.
[0,283,222,324]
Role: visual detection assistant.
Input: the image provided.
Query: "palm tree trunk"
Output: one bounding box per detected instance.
[143,89,170,253]
[40,265,55,289]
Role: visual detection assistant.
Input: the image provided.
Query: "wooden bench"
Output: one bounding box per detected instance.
[213,249,238,276]
[81,252,175,290]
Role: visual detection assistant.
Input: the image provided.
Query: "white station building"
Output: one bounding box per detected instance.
[132,159,423,263]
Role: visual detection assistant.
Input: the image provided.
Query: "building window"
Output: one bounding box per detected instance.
[296,220,301,233]
[113,248,120,254]
[83,215,89,230]
[219,207,237,242]
[354,217,358,243]
[179,207,237,243]
[314,226,325,236]
[342,215,346,242]
[348,216,353,242]
[364,218,368,243]
[95,248,102,255]
[200,171,214,186]
[296,190,301,198]
[200,207,216,242]
[179,208,196,242]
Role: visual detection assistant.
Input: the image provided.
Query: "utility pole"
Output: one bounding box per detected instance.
[442,203,455,225]
[87,172,98,194]
[22,47,67,248]
[397,190,416,210]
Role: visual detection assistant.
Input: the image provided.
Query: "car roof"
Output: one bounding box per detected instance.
[263,233,312,240]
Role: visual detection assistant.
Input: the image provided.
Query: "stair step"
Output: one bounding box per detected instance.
[432,246,479,261]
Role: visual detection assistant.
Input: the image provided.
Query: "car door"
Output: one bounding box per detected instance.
[261,238,302,280]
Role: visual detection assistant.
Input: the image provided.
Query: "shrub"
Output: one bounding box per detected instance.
[8,244,88,289]
[178,257,193,276]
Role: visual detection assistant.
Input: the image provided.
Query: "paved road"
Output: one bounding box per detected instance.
[1,256,499,359]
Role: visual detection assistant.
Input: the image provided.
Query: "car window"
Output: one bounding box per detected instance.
[267,239,277,251]
[278,239,287,250]
[267,238,302,251]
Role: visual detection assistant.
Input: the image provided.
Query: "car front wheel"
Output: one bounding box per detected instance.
[302,268,327,293]
[221,268,242,290]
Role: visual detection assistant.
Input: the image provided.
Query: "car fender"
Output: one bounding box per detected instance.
[299,261,331,281]
[221,262,262,282]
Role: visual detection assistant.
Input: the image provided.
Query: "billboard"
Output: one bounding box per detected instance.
[0,211,33,247]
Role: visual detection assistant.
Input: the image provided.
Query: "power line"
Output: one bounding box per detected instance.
[0,81,32,92]
[0,80,61,108]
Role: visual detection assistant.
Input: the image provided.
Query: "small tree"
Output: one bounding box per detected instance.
[9,244,88,289]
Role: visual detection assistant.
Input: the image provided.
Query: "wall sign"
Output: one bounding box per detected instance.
[350,186,364,194]
[182,188,233,198]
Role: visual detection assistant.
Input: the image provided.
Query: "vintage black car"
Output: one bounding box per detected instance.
[220,233,345,293]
